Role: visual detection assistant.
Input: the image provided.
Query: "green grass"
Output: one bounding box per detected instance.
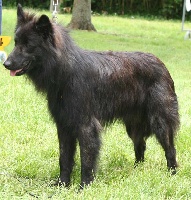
[0,8,191,199]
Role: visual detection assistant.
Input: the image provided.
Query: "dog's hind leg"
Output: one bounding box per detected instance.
[151,117,178,174]
[56,126,77,187]
[78,118,101,189]
[148,85,179,174]
[126,124,147,166]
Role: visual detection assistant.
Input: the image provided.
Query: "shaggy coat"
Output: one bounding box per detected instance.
[4,5,179,188]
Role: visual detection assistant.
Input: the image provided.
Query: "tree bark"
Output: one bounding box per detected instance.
[67,0,96,31]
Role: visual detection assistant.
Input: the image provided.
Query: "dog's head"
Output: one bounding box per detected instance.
[4,4,53,76]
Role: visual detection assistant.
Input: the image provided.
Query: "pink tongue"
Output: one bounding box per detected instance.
[10,70,17,76]
[10,69,22,76]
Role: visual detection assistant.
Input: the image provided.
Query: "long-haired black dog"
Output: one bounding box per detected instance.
[4,5,179,188]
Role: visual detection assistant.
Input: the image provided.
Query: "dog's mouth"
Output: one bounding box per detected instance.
[10,60,32,76]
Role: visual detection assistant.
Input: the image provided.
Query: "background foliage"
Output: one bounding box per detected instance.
[3,0,185,19]
[3,0,50,10]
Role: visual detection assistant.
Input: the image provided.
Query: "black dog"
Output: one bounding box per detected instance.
[4,5,179,188]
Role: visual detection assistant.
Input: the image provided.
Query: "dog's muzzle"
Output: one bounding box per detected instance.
[4,59,32,76]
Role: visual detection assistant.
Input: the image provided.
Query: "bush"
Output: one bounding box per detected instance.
[3,0,50,9]
[3,0,184,19]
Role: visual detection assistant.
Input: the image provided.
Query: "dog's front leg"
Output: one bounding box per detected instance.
[78,122,101,189]
[56,126,77,187]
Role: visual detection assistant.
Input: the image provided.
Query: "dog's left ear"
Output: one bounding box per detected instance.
[17,4,26,24]
[35,15,52,39]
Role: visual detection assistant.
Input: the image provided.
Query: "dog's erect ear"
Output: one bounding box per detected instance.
[35,15,52,39]
[17,4,26,24]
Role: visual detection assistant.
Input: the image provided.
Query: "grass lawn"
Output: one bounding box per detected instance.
[0,8,191,199]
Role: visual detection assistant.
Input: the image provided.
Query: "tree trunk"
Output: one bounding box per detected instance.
[122,0,124,15]
[67,0,96,31]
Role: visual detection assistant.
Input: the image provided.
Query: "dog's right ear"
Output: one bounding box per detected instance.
[35,15,52,39]
[17,4,26,24]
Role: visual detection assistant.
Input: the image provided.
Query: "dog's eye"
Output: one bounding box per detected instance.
[27,42,32,48]
[19,46,23,52]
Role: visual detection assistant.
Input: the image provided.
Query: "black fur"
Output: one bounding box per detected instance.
[4,5,179,188]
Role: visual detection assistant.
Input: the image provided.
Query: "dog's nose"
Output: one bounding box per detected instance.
[3,60,12,69]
